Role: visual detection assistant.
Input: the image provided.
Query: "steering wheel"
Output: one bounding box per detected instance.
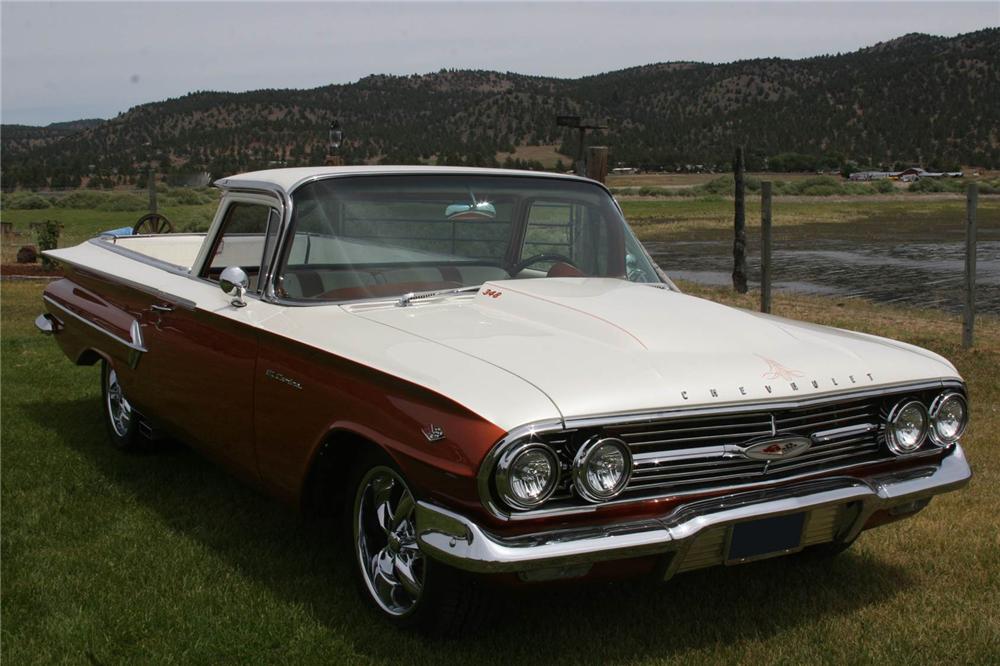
[511,253,580,275]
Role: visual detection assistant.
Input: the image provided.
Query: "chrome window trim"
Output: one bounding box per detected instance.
[195,191,285,283]
[478,379,965,521]
[216,169,597,201]
[263,172,670,307]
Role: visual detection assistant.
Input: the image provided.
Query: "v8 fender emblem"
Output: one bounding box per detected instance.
[421,424,445,442]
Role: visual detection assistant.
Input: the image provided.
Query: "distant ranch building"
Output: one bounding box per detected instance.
[850,167,963,182]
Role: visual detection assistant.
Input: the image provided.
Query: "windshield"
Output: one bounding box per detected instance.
[276,174,661,302]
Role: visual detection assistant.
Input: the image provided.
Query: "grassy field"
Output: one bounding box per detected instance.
[2,276,998,664]
[494,145,567,169]
[606,170,1000,189]
[0,201,219,264]
[620,195,1000,241]
[607,172,842,188]
[3,190,996,258]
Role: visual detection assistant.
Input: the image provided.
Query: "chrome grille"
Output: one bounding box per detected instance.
[481,383,961,518]
[532,389,955,510]
[607,397,886,498]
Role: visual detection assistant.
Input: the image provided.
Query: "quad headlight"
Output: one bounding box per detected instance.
[929,392,968,446]
[494,442,559,510]
[885,399,929,454]
[573,437,633,502]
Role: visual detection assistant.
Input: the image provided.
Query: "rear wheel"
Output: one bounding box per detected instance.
[349,453,489,635]
[101,361,142,451]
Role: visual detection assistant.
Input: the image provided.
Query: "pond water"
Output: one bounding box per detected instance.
[645,224,1000,315]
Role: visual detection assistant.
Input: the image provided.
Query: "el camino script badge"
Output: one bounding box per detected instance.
[741,436,812,461]
[265,369,302,390]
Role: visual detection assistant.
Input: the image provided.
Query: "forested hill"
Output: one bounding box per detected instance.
[3,28,998,188]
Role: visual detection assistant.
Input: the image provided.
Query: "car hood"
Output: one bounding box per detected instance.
[348,278,960,421]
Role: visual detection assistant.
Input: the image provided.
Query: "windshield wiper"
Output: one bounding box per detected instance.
[396,285,482,308]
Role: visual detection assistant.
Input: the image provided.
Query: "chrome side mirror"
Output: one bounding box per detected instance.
[219,266,249,308]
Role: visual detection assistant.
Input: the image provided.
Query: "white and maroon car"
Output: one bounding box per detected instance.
[37,167,971,633]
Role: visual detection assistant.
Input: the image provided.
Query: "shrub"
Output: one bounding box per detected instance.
[977,180,1000,195]
[786,176,846,196]
[2,192,52,209]
[179,211,214,232]
[908,178,966,194]
[98,194,148,212]
[34,220,61,269]
[55,190,111,209]
[167,188,214,206]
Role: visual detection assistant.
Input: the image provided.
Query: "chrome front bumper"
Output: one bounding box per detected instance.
[415,444,971,578]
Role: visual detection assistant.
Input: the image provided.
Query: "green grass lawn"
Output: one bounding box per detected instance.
[3,278,998,664]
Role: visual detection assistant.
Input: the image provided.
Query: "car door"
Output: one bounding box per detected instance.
[131,194,282,480]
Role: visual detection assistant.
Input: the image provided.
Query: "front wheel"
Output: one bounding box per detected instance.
[101,361,142,451]
[349,455,489,634]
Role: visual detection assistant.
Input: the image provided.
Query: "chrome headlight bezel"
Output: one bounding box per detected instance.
[885,399,929,455]
[494,441,560,510]
[572,436,633,502]
[928,391,968,446]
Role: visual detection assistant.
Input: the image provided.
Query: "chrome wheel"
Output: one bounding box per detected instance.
[105,368,132,438]
[354,466,425,616]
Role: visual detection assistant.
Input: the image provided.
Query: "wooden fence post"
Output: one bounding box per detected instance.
[761,181,772,313]
[587,146,609,183]
[147,168,157,214]
[963,183,978,349]
[732,146,747,293]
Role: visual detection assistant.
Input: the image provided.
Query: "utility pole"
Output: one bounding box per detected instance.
[963,183,978,348]
[557,115,608,176]
[587,146,609,183]
[732,145,748,293]
[147,165,157,214]
[760,181,773,312]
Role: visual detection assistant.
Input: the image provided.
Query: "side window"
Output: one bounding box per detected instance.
[521,201,606,275]
[202,202,279,292]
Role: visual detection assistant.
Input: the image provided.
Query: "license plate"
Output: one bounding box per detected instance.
[727,512,806,563]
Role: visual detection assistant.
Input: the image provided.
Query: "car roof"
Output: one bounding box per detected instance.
[214,165,593,197]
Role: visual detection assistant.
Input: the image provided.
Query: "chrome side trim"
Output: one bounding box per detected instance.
[419,444,971,575]
[42,294,147,369]
[478,379,965,521]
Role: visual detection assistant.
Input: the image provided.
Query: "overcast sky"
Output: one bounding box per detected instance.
[1,1,997,125]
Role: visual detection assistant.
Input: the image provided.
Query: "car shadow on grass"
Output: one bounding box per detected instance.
[29,397,917,664]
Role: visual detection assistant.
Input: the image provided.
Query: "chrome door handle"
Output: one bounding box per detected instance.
[150,303,174,313]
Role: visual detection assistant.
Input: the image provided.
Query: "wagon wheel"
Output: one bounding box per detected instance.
[132,213,173,235]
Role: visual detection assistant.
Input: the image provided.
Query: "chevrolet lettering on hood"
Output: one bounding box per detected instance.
[37,166,972,634]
